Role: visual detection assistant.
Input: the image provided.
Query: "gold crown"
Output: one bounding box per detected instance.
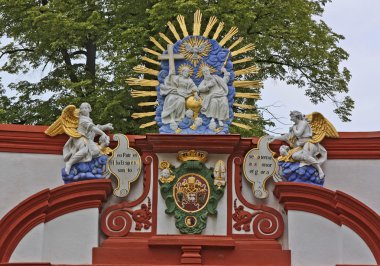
[188,176,196,184]
[177,150,208,163]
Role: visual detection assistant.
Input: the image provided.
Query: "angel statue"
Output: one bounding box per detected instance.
[271,111,339,185]
[45,103,113,182]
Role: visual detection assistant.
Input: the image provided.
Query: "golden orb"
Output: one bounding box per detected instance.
[186,96,202,118]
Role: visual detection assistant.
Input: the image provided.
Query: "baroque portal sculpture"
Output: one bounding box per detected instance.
[128,10,262,134]
[271,111,339,185]
[45,103,113,183]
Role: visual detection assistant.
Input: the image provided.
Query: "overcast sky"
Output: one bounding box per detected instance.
[260,0,380,133]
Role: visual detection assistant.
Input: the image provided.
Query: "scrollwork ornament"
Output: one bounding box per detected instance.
[232,199,283,239]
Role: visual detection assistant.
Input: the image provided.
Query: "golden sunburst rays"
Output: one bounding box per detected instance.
[233,103,256,110]
[203,16,218,38]
[127,10,263,130]
[195,62,217,78]
[193,9,202,36]
[179,37,211,66]
[232,57,253,65]
[234,66,260,77]
[126,78,159,87]
[219,27,238,46]
[231,121,253,130]
[133,65,159,76]
[233,80,263,89]
[159,32,173,45]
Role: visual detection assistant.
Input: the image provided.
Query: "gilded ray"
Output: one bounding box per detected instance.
[233,80,263,88]
[193,10,202,36]
[159,32,173,44]
[131,112,156,119]
[177,15,189,37]
[231,43,255,57]
[143,48,161,56]
[126,78,159,87]
[228,37,244,51]
[131,90,157,98]
[138,101,158,107]
[133,65,159,76]
[149,37,165,51]
[203,16,218,38]
[167,21,181,41]
[219,27,239,46]
[232,57,253,65]
[234,66,260,76]
[234,113,259,120]
[235,92,261,99]
[140,121,157,129]
[212,22,224,40]
[231,121,252,130]
[142,56,160,66]
[233,103,256,110]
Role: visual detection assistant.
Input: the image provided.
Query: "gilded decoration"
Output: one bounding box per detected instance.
[179,37,211,66]
[127,10,262,133]
[173,174,210,213]
[159,150,225,234]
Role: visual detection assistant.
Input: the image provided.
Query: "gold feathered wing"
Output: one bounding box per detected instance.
[45,105,81,138]
[306,112,339,143]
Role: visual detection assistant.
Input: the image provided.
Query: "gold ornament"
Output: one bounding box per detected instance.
[177,150,208,163]
[44,105,81,138]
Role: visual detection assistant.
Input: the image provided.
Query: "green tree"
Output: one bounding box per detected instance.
[0,0,353,135]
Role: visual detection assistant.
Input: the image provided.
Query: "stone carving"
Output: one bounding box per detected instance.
[271,111,339,185]
[199,67,230,129]
[108,134,142,197]
[160,65,198,125]
[243,135,277,199]
[158,150,225,234]
[213,160,226,189]
[156,36,234,135]
[101,197,152,237]
[45,103,113,180]
[232,199,284,239]
[129,11,262,134]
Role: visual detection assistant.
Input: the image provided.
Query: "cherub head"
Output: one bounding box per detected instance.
[209,119,217,130]
[185,109,194,118]
[279,145,290,156]
[161,168,171,178]
[194,117,203,126]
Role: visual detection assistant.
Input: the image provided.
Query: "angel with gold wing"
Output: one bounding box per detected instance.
[45,103,113,175]
[271,111,339,179]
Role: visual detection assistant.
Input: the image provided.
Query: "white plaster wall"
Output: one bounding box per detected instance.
[156,153,228,235]
[341,225,376,265]
[10,208,99,264]
[0,152,63,218]
[324,159,380,213]
[42,208,99,264]
[10,223,45,262]
[288,211,376,266]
